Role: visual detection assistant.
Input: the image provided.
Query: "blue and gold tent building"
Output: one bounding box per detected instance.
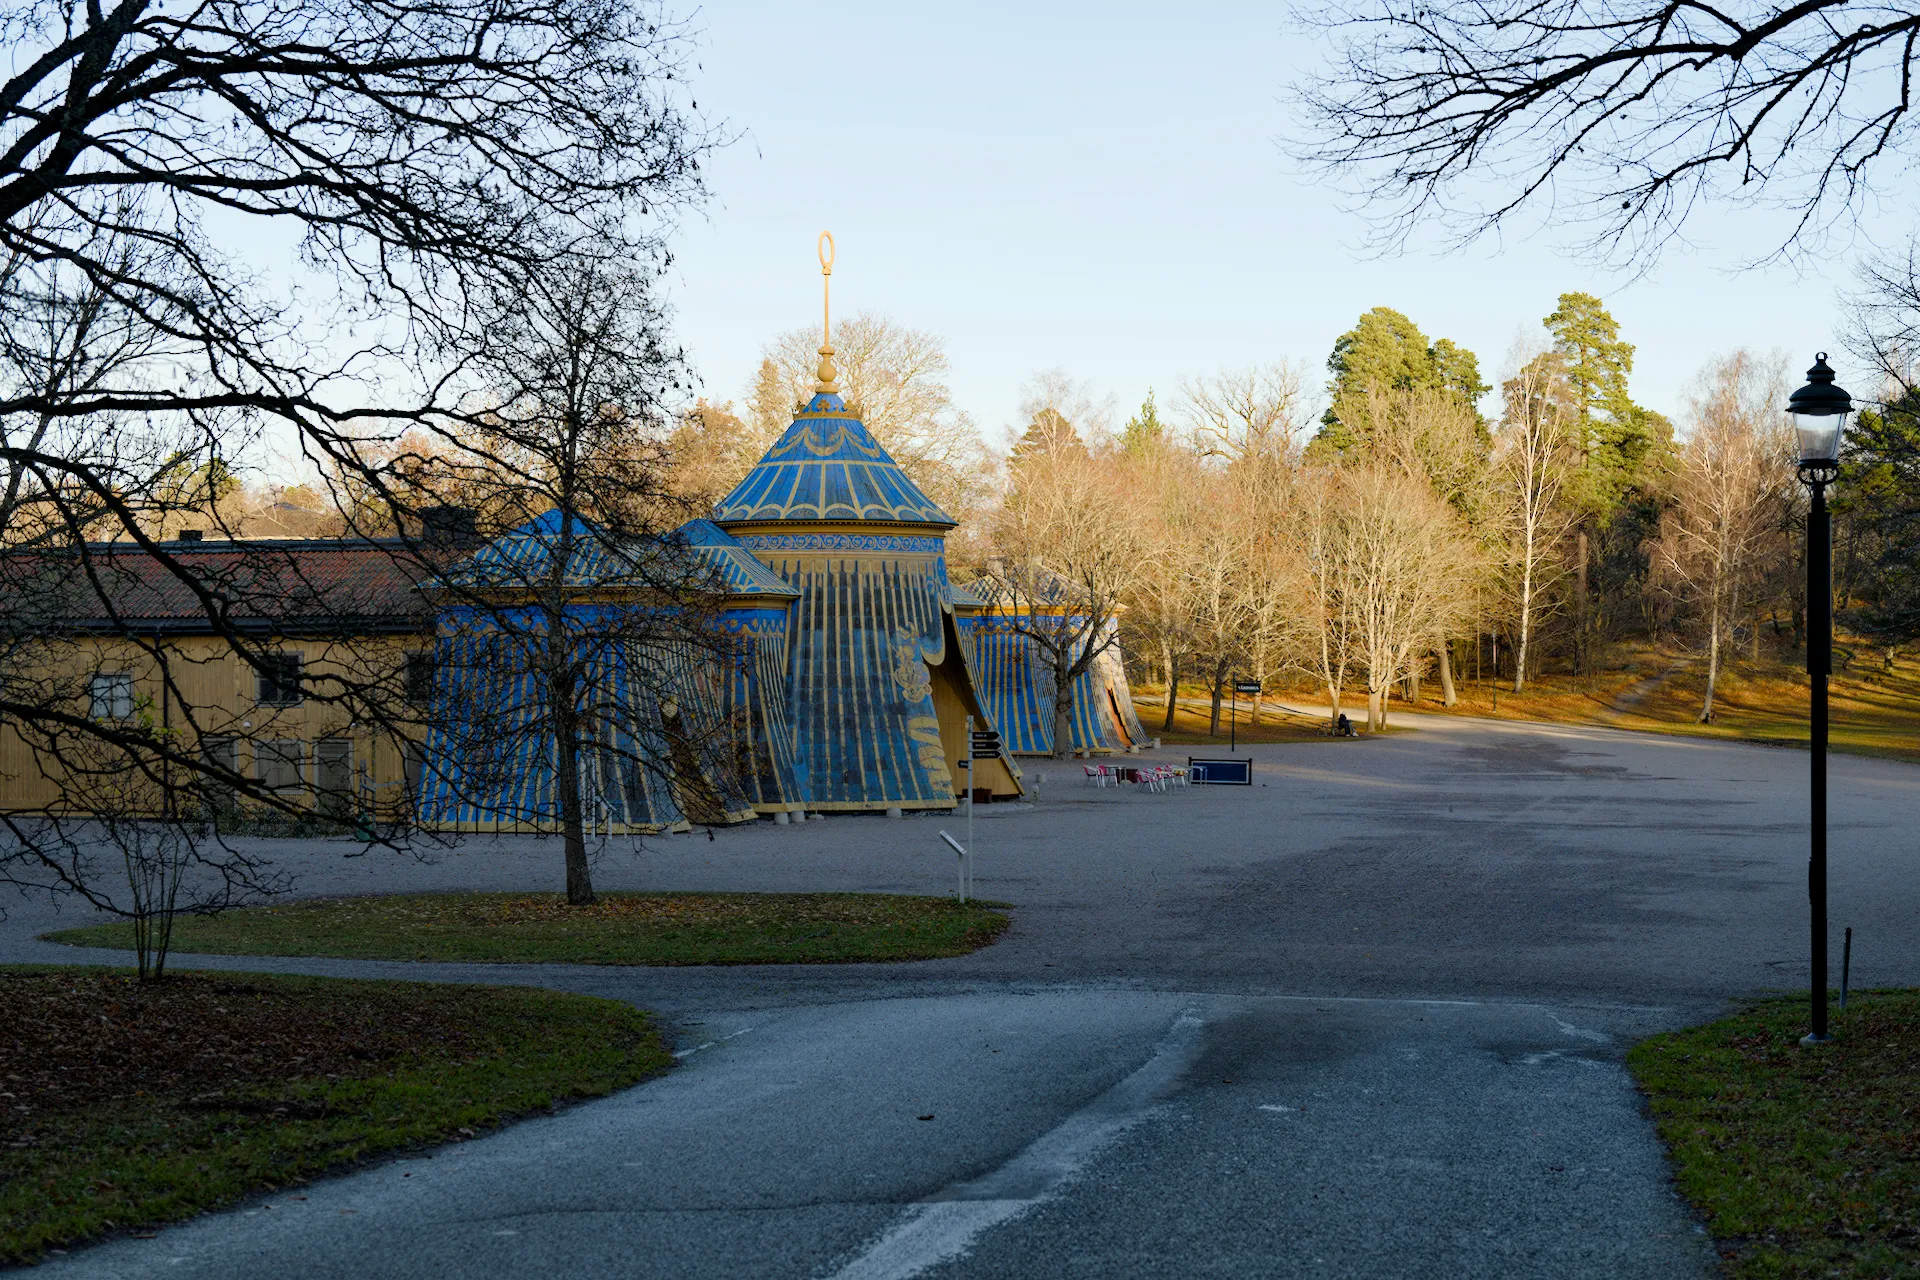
[711,335,1022,811]
[415,243,1022,829]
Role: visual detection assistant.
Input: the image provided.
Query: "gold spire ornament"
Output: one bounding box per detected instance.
[814,230,840,395]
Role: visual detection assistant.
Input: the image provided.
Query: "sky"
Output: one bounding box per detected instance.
[667,1,1871,443]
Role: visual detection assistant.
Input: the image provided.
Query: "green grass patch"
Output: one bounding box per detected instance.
[0,966,670,1264]
[1629,989,1920,1277]
[46,891,1013,966]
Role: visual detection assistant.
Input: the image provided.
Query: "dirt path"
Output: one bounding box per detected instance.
[1597,661,1689,725]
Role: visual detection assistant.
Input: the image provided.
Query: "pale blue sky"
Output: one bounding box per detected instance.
[668,1,1869,440]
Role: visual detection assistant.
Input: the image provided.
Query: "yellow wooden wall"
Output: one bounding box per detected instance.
[929,635,1021,800]
[0,633,425,818]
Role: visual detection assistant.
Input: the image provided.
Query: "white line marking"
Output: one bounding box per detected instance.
[1550,1015,1611,1044]
[826,1009,1206,1280]
[673,1024,757,1060]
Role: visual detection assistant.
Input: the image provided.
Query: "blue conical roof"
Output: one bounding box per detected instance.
[712,392,955,529]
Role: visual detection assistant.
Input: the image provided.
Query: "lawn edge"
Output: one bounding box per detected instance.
[0,966,673,1265]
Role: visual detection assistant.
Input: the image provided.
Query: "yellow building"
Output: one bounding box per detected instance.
[0,537,432,822]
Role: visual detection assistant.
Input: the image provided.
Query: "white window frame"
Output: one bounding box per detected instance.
[89,671,135,721]
[255,738,307,790]
[257,651,305,707]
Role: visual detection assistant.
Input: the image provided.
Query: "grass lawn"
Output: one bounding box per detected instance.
[0,966,670,1265]
[1382,638,1920,764]
[1132,688,1347,745]
[1629,990,1920,1277]
[46,891,1013,966]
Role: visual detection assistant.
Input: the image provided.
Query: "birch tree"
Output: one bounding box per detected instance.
[1654,351,1794,721]
[1284,468,1361,731]
[1496,351,1579,694]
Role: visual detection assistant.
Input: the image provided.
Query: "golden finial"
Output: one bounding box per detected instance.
[814,230,839,395]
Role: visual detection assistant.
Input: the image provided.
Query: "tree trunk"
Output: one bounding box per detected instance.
[1407,661,1421,706]
[1160,641,1178,731]
[1575,527,1590,679]
[1051,649,1075,760]
[1207,654,1228,736]
[1327,681,1342,732]
[1514,519,1538,695]
[1250,659,1267,725]
[550,677,595,905]
[1700,603,1720,724]
[1368,687,1384,731]
[1437,642,1457,707]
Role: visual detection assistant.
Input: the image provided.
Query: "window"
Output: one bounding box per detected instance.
[200,736,237,815]
[255,739,306,790]
[257,652,303,706]
[404,651,435,706]
[89,672,134,720]
[315,738,353,820]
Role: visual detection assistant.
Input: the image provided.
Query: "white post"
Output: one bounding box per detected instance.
[940,830,967,903]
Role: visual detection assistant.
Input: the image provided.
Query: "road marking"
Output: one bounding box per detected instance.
[673,1024,757,1059]
[826,1008,1207,1280]
[1549,1015,1611,1044]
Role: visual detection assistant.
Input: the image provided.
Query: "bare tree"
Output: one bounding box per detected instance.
[1339,465,1476,730]
[0,0,710,906]
[1178,365,1307,468]
[1283,467,1362,731]
[985,386,1139,759]
[1291,0,1920,265]
[1116,433,1203,732]
[419,263,726,904]
[1358,382,1494,702]
[1495,350,1580,694]
[1183,486,1255,736]
[1653,350,1794,720]
[1231,463,1308,725]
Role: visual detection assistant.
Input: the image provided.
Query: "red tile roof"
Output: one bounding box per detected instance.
[4,539,436,636]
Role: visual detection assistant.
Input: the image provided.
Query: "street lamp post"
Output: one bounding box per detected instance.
[1787,353,1854,1046]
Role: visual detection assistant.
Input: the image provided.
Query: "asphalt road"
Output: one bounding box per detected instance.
[13,711,1918,1278]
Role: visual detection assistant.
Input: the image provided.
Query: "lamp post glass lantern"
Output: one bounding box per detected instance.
[1787,352,1853,1046]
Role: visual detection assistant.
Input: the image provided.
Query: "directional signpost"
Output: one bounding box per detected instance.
[960,717,1002,899]
[1230,679,1261,751]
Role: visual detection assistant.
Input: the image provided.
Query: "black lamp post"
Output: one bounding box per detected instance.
[1786,352,1853,1046]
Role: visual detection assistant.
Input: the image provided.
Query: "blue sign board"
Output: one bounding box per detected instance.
[1188,757,1252,785]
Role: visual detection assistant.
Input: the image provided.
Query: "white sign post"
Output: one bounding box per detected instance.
[939,829,968,903]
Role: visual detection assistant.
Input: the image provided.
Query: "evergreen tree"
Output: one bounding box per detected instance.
[1543,292,1662,516]
[1430,338,1491,436]
[1836,389,1920,641]
[1312,306,1485,457]
[1541,291,1672,674]
[1121,390,1167,457]
[1011,408,1087,464]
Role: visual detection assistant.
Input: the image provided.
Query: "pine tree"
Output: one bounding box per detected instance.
[1121,390,1166,457]
[1312,307,1486,457]
[1542,291,1671,676]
